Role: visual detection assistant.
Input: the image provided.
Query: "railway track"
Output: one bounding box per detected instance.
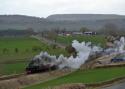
[0,69,73,89]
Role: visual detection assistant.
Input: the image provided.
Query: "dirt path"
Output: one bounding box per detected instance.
[102,82,125,89]
[32,35,66,49]
[101,79,125,89]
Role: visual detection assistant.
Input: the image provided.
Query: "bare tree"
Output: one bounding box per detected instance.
[100,23,119,36]
[80,27,90,33]
[47,30,58,42]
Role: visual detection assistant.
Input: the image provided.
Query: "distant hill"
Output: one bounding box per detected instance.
[47,14,125,21]
[0,14,125,31]
[0,15,48,31]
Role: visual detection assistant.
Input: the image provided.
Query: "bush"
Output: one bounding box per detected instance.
[51,44,58,49]
[14,48,19,53]
[65,45,76,57]
[32,46,42,52]
[3,48,9,54]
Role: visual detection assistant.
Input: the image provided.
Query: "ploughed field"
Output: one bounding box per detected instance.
[23,67,125,89]
[0,37,67,75]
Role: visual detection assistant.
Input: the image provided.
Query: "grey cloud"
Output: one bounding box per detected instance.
[0,0,125,17]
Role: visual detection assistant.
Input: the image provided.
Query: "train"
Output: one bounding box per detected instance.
[111,58,125,63]
[26,53,58,74]
[26,63,58,74]
[111,54,125,63]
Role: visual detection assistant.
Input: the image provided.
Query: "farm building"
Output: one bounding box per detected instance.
[72,32,83,35]
[84,32,96,35]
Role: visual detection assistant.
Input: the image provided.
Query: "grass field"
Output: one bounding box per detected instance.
[0,35,107,75]
[0,37,43,63]
[0,37,67,75]
[23,67,125,89]
[56,35,106,47]
[0,62,27,75]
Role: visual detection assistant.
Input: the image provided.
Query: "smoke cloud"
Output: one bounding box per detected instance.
[30,37,125,69]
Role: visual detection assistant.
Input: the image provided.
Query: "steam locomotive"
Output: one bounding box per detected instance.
[26,54,58,74]
[26,62,57,74]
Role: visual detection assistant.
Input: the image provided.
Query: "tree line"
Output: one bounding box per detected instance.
[0,28,36,37]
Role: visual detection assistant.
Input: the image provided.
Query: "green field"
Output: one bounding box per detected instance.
[23,67,125,89]
[0,35,107,75]
[56,35,106,47]
[0,37,42,63]
[0,62,27,75]
[0,37,67,75]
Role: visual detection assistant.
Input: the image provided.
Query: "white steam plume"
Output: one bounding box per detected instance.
[30,37,125,69]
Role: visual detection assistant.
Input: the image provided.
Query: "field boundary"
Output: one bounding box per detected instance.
[0,73,25,81]
[31,35,66,49]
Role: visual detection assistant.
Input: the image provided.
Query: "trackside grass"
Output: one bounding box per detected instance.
[23,67,125,89]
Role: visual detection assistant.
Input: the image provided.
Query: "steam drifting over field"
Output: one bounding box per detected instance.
[30,37,125,69]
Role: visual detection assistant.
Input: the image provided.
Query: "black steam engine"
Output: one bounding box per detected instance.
[26,62,57,74]
[26,54,58,74]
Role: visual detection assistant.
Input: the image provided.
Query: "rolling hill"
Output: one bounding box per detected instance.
[47,14,125,21]
[0,14,125,31]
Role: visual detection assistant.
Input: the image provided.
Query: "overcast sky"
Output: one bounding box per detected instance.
[0,0,125,17]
